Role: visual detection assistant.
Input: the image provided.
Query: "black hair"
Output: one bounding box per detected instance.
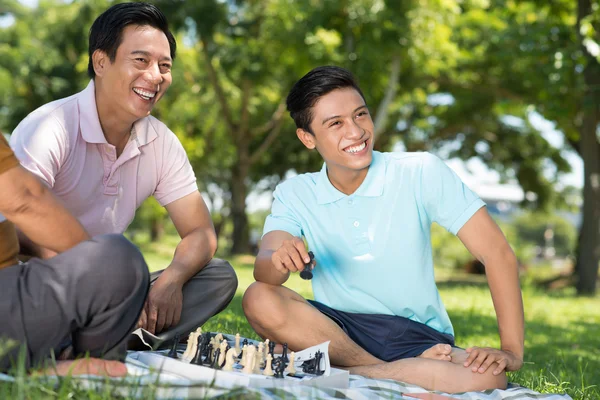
[87,2,176,78]
[286,66,366,134]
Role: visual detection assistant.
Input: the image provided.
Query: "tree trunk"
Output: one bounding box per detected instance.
[230,152,251,254]
[150,217,165,242]
[575,0,600,295]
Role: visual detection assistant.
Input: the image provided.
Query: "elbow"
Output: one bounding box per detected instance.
[207,230,218,258]
[3,177,47,220]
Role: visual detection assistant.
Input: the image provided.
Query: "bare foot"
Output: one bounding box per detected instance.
[37,358,128,377]
[418,344,452,361]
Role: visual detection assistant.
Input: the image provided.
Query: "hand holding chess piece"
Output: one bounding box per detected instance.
[300,251,315,280]
[271,237,315,278]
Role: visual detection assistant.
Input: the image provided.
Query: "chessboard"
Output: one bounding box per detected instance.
[131,329,349,389]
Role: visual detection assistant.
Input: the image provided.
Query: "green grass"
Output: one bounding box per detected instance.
[2,243,598,399]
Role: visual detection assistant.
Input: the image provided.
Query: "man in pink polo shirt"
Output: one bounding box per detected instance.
[9,2,237,347]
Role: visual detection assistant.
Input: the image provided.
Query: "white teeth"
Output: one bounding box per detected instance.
[133,88,156,99]
[344,141,366,153]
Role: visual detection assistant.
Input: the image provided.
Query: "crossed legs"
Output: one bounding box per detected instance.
[242,282,506,393]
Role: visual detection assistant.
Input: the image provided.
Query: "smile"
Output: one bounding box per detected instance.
[133,88,156,101]
[343,139,368,154]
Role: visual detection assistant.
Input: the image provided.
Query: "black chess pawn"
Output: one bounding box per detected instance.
[300,251,315,280]
[191,335,206,365]
[211,348,221,369]
[204,342,214,366]
[167,333,180,358]
[268,340,276,358]
[199,333,210,360]
[282,343,289,362]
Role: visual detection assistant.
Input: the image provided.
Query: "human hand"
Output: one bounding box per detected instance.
[136,306,148,330]
[38,358,128,377]
[464,347,523,375]
[271,237,315,275]
[145,272,184,334]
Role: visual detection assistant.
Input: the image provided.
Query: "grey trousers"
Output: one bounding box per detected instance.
[147,258,238,347]
[0,234,149,371]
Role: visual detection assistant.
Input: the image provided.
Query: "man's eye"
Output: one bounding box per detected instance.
[136,58,147,63]
[330,121,341,127]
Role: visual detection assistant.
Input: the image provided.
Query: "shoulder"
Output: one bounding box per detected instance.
[275,172,320,199]
[11,95,80,145]
[383,151,441,169]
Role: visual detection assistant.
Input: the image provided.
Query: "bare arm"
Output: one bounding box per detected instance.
[0,164,89,252]
[164,191,218,285]
[457,207,524,361]
[254,230,312,285]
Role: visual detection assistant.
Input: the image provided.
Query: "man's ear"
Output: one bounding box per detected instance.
[92,50,109,78]
[296,128,316,150]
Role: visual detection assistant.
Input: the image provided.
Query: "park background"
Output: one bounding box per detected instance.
[0,0,599,399]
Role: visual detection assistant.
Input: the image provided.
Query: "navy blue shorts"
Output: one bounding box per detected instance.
[308,300,455,361]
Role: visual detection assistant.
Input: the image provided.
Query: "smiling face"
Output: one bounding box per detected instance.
[93,24,173,124]
[297,88,374,183]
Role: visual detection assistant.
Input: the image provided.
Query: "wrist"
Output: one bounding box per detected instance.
[162,263,188,286]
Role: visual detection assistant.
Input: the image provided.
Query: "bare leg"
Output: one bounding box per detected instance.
[242,282,381,367]
[349,357,507,393]
[243,282,506,393]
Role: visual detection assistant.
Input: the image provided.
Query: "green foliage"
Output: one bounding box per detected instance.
[512,212,578,258]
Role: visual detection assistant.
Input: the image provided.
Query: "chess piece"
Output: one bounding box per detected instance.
[184,332,200,363]
[222,347,238,372]
[268,340,275,358]
[211,348,222,369]
[286,351,297,374]
[257,342,265,368]
[182,331,198,361]
[167,333,180,359]
[191,335,204,365]
[300,251,315,280]
[239,344,248,366]
[273,357,285,378]
[215,333,224,343]
[235,333,241,353]
[204,342,214,366]
[263,353,274,376]
[242,345,256,374]
[218,339,228,367]
[253,346,263,374]
[263,339,270,358]
[282,343,289,362]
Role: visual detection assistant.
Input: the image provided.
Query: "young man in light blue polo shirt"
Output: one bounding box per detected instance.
[242,66,524,393]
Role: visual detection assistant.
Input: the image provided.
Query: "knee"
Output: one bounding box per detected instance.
[89,234,149,295]
[242,282,286,329]
[469,370,507,392]
[205,258,238,297]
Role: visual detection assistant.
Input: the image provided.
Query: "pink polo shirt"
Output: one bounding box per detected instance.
[10,80,198,236]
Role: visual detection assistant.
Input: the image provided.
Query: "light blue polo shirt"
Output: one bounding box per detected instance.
[263,151,485,335]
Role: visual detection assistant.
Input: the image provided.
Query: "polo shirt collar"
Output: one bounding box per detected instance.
[316,151,386,204]
[78,80,158,146]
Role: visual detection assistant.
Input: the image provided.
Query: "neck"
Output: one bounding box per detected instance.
[95,85,134,155]
[327,166,369,195]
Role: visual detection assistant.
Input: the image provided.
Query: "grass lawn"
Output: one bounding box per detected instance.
[1,244,598,399]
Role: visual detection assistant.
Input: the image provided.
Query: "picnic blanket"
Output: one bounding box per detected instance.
[0,352,573,400]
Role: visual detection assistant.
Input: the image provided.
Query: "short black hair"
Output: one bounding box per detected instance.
[286,66,366,134]
[87,2,176,78]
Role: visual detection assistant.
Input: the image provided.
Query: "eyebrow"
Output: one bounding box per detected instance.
[131,50,172,62]
[321,105,368,125]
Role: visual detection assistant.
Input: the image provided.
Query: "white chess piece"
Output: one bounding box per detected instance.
[235,333,241,353]
[182,331,199,362]
[239,344,248,366]
[257,342,265,368]
[215,333,224,343]
[286,351,297,374]
[263,339,270,358]
[253,346,263,374]
[218,340,228,366]
[263,353,274,376]
[222,347,238,371]
[243,345,256,374]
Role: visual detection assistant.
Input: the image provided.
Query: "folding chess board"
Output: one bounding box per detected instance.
[133,331,349,389]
